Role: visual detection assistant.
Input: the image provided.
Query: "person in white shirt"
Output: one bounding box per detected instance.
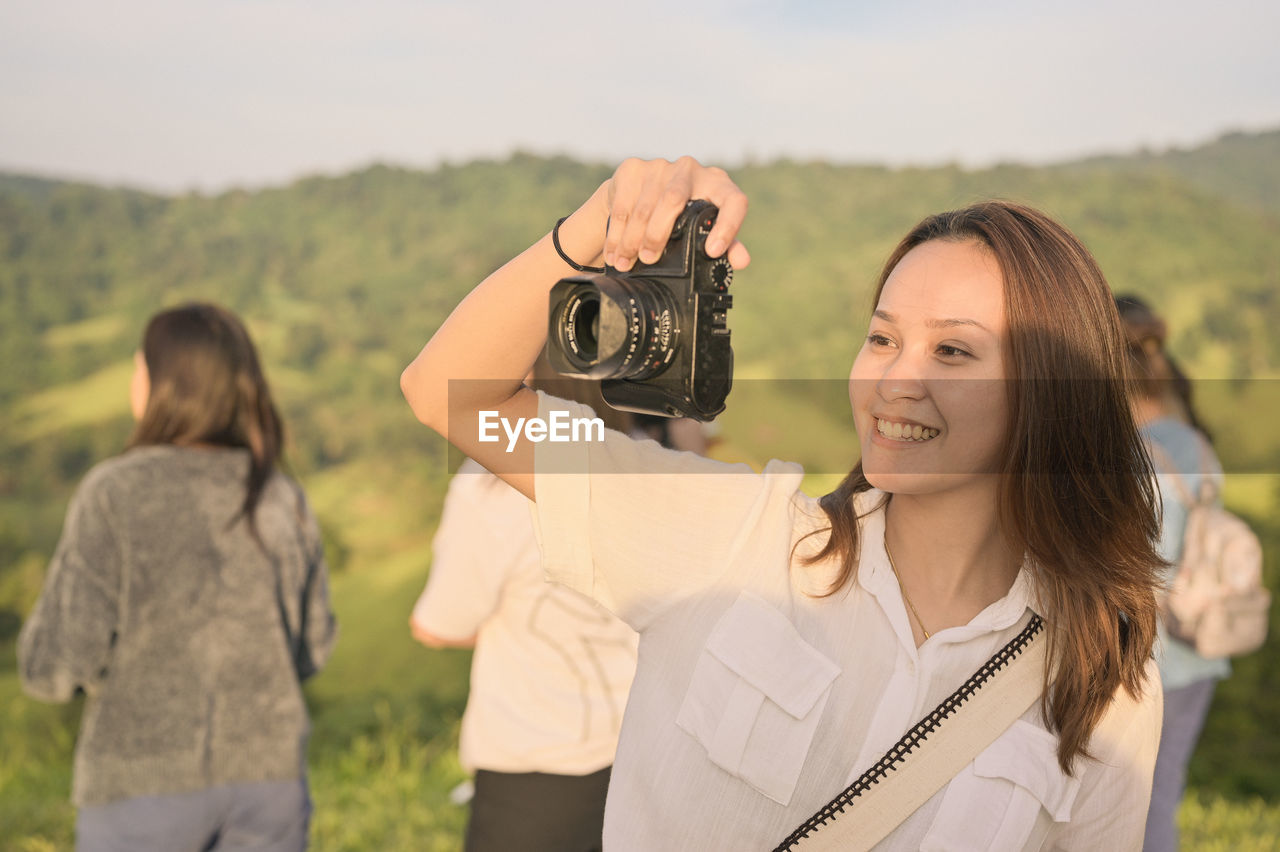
[400,157,1166,850]
[411,370,639,852]
[411,458,638,852]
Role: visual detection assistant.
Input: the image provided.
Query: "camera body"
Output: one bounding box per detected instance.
[547,200,734,421]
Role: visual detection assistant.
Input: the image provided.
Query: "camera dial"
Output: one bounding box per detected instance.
[711,259,732,291]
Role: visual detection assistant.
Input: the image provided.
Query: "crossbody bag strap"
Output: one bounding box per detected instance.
[774,614,1048,852]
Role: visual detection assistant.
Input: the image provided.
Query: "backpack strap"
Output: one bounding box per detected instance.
[1190,431,1220,504]
[1145,435,1218,508]
[773,615,1047,852]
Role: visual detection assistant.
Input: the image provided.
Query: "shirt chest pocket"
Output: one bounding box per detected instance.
[675,592,841,806]
[921,719,1081,851]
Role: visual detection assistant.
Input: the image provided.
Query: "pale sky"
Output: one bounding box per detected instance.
[2,0,1277,193]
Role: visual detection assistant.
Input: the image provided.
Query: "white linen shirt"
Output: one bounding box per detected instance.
[532,393,1162,851]
[413,458,638,774]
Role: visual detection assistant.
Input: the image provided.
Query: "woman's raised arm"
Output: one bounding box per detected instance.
[400,157,750,499]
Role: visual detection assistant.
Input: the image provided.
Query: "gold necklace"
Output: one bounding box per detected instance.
[885,539,931,641]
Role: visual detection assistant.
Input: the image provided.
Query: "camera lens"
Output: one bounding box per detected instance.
[550,276,680,380]
[566,291,602,361]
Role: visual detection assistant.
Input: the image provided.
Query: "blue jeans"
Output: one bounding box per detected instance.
[77,779,310,852]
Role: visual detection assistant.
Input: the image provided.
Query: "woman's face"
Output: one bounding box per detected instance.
[849,239,1011,497]
[129,350,149,421]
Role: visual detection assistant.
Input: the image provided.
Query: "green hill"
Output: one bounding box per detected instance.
[2,134,1279,849]
[1061,126,1280,214]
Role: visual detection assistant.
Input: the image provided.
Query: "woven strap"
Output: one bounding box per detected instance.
[775,615,1047,852]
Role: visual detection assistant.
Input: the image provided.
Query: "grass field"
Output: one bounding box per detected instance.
[5,537,1279,850]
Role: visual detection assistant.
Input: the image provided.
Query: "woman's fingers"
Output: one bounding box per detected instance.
[725,239,751,271]
[603,157,749,272]
[602,158,643,269]
[613,170,672,271]
[609,158,690,272]
[701,181,749,267]
[635,157,697,266]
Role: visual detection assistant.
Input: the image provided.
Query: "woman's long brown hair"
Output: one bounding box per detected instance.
[128,303,284,544]
[806,201,1163,774]
[1115,293,1214,442]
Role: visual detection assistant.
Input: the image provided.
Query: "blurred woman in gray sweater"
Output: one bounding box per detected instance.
[19,303,337,852]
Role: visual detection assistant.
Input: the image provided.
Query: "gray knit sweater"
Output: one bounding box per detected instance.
[18,445,338,806]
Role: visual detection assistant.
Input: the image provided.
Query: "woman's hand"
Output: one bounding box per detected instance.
[599,156,751,273]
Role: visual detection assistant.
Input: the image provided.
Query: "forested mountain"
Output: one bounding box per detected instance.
[1062,127,1280,214]
[2,131,1278,630]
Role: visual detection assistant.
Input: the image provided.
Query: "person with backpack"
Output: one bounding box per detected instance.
[1115,295,1235,852]
[18,303,337,852]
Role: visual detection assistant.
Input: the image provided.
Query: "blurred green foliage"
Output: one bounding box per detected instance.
[1,129,1278,849]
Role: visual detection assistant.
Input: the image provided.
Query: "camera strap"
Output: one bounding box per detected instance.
[772,613,1047,851]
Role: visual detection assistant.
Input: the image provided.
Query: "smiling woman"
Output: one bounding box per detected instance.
[811,201,1164,778]
[399,158,1165,851]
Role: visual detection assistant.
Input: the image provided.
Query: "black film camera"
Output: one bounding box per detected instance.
[547,200,734,421]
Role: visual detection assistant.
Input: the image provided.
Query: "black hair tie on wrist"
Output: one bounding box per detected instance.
[553,217,606,274]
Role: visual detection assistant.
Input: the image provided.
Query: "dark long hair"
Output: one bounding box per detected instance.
[804,201,1163,774]
[1114,294,1213,442]
[128,303,284,542]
